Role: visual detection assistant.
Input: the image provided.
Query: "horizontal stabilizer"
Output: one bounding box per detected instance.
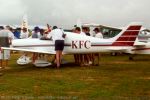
[134,41,146,47]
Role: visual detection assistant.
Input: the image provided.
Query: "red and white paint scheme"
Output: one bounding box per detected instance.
[3,23,142,54]
[2,22,147,66]
[2,23,143,53]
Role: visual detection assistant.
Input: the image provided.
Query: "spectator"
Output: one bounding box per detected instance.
[82,27,90,36]
[20,27,29,39]
[94,28,103,38]
[13,28,21,39]
[82,27,93,66]
[93,28,103,66]
[32,27,41,38]
[47,26,66,68]
[74,27,86,66]
[0,26,14,68]
[40,29,45,37]
[0,26,4,31]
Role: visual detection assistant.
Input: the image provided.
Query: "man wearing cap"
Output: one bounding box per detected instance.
[32,27,41,38]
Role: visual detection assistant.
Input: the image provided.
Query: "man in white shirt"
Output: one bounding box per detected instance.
[93,28,103,66]
[20,28,29,39]
[0,26,14,68]
[47,26,66,68]
[94,28,103,38]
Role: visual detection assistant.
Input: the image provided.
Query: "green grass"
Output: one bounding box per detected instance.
[0,53,150,100]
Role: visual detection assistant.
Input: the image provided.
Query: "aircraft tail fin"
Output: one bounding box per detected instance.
[112,23,142,46]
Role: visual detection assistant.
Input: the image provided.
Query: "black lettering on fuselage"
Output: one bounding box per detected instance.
[71,40,91,49]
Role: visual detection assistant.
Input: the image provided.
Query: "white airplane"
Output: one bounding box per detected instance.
[0,22,144,67]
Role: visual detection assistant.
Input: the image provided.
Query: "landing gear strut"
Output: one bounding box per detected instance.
[128,54,136,61]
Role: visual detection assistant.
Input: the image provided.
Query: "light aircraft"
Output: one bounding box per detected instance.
[0,22,144,67]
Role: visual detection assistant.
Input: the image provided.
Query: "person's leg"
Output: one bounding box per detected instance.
[6,60,8,68]
[0,60,2,68]
[97,53,101,66]
[0,60,3,76]
[56,51,60,68]
[92,53,95,65]
[84,54,88,65]
[74,55,77,63]
[59,51,63,64]
[80,54,84,66]
[32,53,38,63]
[86,54,91,66]
[77,54,80,64]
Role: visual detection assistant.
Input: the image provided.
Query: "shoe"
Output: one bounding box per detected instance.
[80,64,84,67]
[89,61,92,65]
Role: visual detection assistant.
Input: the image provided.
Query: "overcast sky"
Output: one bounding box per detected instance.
[0,0,150,28]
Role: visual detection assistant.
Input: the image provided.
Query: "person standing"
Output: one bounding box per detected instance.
[13,28,21,39]
[0,47,3,76]
[47,26,66,68]
[0,26,14,68]
[32,27,41,38]
[93,28,103,66]
[20,27,29,39]
[0,47,2,69]
[94,28,103,38]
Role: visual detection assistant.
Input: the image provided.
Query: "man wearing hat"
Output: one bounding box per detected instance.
[32,26,41,38]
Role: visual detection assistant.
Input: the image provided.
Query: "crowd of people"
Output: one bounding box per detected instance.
[0,24,104,68]
[73,26,103,66]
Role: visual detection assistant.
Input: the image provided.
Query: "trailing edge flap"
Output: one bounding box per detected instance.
[106,47,127,52]
[1,47,56,54]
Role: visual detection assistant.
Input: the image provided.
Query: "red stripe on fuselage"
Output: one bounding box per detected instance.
[127,26,142,30]
[112,42,134,46]
[116,37,137,41]
[120,31,140,36]
[113,26,141,46]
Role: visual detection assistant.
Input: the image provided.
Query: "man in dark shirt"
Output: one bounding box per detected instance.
[13,28,21,39]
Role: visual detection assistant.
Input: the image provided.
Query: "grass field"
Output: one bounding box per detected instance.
[0,53,150,100]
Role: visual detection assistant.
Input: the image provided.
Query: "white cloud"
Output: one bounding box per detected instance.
[0,0,27,24]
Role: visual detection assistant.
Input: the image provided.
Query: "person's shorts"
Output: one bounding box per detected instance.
[55,40,64,51]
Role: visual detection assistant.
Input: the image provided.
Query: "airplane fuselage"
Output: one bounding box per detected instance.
[11,32,150,55]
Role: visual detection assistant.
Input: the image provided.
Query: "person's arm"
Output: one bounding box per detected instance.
[61,30,66,38]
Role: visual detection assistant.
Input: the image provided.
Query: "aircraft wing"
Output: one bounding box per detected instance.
[82,23,122,31]
[99,25,122,31]
[1,47,56,54]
